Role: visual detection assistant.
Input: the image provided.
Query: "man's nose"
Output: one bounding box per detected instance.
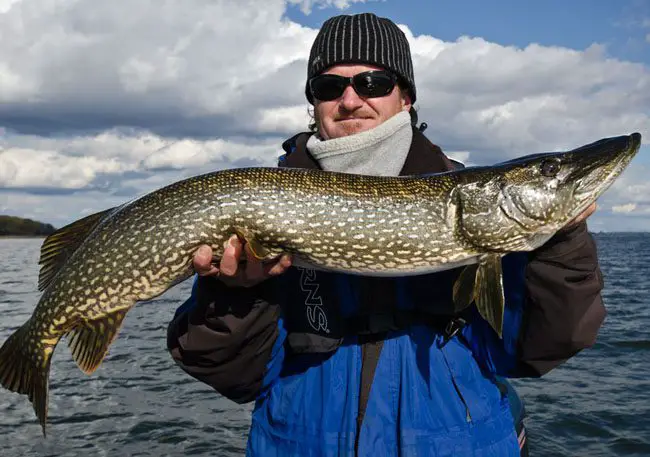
[339,85,364,111]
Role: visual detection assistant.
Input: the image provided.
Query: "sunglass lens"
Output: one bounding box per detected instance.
[310,71,396,101]
[353,72,395,97]
[310,75,347,101]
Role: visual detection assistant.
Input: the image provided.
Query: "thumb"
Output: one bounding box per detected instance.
[194,245,214,274]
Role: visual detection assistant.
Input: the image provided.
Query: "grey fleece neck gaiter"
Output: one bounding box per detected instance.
[306,110,412,177]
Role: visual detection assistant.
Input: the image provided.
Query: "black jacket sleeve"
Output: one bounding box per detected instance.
[167,276,281,403]
[516,222,606,376]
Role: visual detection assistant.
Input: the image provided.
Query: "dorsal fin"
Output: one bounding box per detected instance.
[37,207,116,291]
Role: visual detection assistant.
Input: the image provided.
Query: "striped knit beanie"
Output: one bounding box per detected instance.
[306,13,416,104]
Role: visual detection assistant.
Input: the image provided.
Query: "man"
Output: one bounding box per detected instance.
[167,13,604,456]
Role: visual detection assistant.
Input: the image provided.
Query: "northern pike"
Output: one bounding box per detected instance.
[0,132,642,435]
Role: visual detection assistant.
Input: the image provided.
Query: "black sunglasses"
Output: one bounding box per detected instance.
[309,70,398,101]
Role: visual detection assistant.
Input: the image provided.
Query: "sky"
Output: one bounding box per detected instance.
[0,0,649,232]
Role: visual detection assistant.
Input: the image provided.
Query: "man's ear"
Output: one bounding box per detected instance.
[401,90,412,111]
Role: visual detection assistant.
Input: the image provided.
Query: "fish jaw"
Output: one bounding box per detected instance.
[570,133,641,209]
[457,133,641,253]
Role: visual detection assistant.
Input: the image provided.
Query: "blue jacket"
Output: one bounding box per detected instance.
[167,129,605,456]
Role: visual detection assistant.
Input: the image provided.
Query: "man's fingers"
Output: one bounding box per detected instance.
[584,202,597,218]
[243,243,265,278]
[265,254,293,276]
[220,234,243,277]
[194,245,219,276]
[572,203,597,226]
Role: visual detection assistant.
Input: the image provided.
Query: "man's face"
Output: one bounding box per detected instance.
[313,64,412,140]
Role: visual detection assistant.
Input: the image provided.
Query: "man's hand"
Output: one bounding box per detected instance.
[193,235,292,287]
[563,202,597,230]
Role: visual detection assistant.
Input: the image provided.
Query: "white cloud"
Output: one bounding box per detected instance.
[605,163,650,205]
[612,203,637,214]
[255,105,312,134]
[0,191,130,227]
[0,1,649,231]
[0,128,286,227]
[444,151,471,165]
[0,147,126,189]
[0,129,282,190]
[288,0,373,15]
[0,0,21,14]
[140,137,278,170]
[0,0,314,126]
[403,30,650,161]
[1,1,648,153]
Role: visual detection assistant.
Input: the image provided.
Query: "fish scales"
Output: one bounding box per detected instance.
[0,132,641,436]
[206,168,472,272]
[27,167,472,377]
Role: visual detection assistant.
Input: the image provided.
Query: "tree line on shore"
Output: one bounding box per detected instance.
[0,215,56,236]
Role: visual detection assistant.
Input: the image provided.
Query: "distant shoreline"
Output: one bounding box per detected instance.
[0,215,56,237]
[0,235,48,239]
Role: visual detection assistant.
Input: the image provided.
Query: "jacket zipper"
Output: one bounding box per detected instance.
[440,349,473,423]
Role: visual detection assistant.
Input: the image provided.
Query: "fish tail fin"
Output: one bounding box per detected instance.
[0,321,58,437]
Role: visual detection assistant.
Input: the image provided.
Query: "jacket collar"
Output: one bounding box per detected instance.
[281,127,455,175]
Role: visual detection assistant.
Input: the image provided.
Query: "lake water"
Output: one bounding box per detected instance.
[0,234,649,456]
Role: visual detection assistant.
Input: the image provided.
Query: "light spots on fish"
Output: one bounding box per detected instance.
[25,166,472,385]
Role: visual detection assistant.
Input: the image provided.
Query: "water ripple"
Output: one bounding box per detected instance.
[1,235,649,456]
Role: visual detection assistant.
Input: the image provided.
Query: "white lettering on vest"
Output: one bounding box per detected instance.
[299,267,329,334]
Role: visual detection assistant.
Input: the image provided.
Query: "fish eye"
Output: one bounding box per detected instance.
[540,158,561,177]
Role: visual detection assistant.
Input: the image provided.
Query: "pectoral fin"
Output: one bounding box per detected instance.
[452,255,505,338]
[474,254,505,338]
[453,263,479,311]
[232,228,271,260]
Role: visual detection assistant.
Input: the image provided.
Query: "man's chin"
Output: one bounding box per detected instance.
[335,119,376,136]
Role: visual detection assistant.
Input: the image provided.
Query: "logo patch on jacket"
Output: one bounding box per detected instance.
[299,268,330,334]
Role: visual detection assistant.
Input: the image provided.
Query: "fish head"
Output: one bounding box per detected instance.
[457,133,641,251]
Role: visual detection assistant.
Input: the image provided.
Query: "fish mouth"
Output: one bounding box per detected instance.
[572,133,641,207]
[499,133,642,230]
